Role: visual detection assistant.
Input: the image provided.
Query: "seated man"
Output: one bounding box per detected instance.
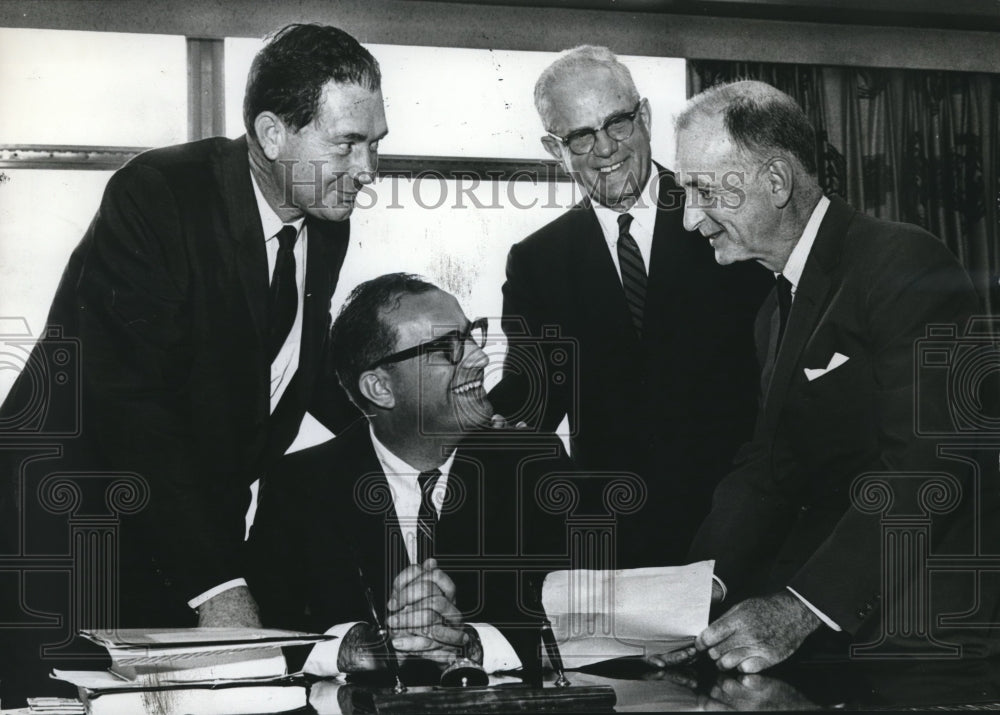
[248,273,571,675]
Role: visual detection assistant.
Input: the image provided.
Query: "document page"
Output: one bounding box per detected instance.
[542,560,714,668]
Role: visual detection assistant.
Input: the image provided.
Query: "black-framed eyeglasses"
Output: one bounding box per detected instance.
[549,100,644,156]
[369,317,488,369]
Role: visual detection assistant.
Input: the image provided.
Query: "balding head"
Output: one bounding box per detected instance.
[676,80,818,179]
[534,46,639,132]
[533,46,652,211]
[674,81,824,272]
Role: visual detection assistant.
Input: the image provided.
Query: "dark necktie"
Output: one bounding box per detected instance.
[617,213,647,338]
[415,469,441,565]
[761,275,794,396]
[268,225,298,364]
[775,274,793,348]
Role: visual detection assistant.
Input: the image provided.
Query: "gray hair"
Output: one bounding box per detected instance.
[534,46,639,131]
[676,80,818,177]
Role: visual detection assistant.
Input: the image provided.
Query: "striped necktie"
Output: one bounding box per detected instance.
[268,225,298,364]
[617,213,647,338]
[415,469,441,564]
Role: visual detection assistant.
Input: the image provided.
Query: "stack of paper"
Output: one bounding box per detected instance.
[79,628,326,684]
[50,671,308,715]
[542,560,715,668]
[51,628,335,715]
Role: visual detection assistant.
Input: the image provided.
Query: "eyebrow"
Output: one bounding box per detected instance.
[565,105,635,136]
[331,128,389,143]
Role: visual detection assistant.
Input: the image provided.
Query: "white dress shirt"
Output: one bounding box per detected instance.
[369,427,455,565]
[592,165,659,281]
[251,174,308,412]
[776,195,830,296]
[302,429,522,676]
[187,171,308,611]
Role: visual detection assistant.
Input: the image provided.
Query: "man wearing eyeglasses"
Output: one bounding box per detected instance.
[491,46,770,570]
[248,273,570,677]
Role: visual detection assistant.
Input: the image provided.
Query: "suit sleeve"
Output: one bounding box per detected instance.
[688,439,799,599]
[787,241,980,632]
[76,164,245,601]
[490,242,571,432]
[245,466,313,632]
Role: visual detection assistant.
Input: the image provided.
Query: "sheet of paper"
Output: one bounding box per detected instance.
[542,560,714,668]
[79,627,332,660]
[50,669,300,691]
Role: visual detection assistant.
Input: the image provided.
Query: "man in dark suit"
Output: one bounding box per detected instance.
[489,46,770,570]
[662,80,996,672]
[249,273,571,675]
[0,22,386,666]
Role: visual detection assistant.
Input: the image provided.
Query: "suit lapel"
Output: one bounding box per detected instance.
[762,198,852,424]
[644,168,689,341]
[295,217,350,402]
[436,450,483,558]
[574,201,639,346]
[332,425,407,617]
[218,137,269,353]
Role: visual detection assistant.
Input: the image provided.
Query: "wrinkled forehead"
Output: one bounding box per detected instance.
[383,290,467,349]
[675,116,743,186]
[311,80,387,134]
[545,66,637,131]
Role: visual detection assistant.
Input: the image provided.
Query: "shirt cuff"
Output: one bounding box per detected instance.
[786,586,842,632]
[469,623,522,673]
[302,622,360,677]
[712,575,727,601]
[187,578,248,610]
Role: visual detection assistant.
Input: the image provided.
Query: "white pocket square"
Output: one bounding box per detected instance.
[804,352,849,382]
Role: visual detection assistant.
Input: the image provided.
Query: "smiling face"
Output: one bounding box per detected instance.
[540,66,652,211]
[675,114,783,271]
[268,80,388,222]
[382,289,493,436]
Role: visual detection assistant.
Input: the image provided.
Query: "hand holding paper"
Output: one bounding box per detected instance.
[541,560,715,669]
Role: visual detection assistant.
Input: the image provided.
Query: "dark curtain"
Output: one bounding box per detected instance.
[689,62,999,313]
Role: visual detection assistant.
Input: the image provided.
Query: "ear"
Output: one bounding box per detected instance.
[540,134,564,162]
[765,157,794,209]
[253,111,287,162]
[636,97,652,134]
[359,369,395,410]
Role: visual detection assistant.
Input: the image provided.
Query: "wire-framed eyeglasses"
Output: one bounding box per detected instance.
[369,317,488,369]
[548,100,644,156]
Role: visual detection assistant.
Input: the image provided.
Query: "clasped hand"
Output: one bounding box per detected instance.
[386,558,467,662]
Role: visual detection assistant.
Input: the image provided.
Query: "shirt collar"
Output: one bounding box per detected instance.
[592,164,659,245]
[369,425,457,481]
[780,195,830,292]
[250,169,305,240]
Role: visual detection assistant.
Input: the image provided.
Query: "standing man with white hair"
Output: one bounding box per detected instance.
[490,47,770,569]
